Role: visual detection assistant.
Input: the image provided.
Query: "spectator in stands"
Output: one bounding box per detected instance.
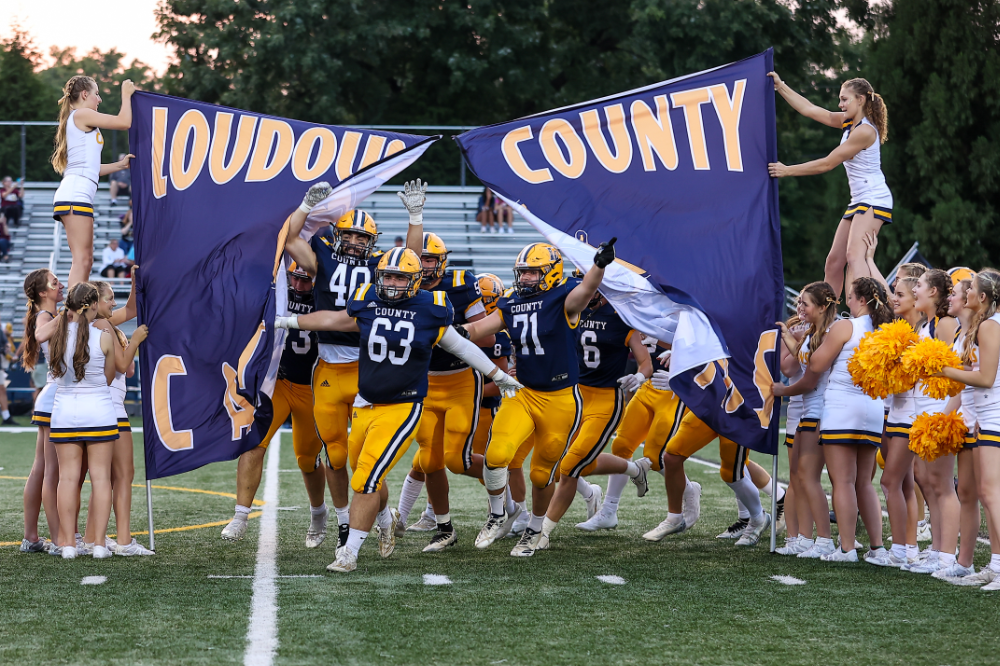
[100,239,128,277]
[477,187,497,234]
[0,319,16,424]
[495,197,514,234]
[394,236,404,248]
[109,155,131,205]
[0,212,11,262]
[1,177,24,226]
[119,199,134,254]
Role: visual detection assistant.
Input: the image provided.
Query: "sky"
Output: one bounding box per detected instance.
[4,0,171,73]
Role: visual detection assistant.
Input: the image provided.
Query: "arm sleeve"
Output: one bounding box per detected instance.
[438,327,500,377]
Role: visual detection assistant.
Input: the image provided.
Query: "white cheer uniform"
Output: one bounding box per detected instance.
[50,322,119,443]
[52,109,103,220]
[840,116,893,224]
[820,315,884,445]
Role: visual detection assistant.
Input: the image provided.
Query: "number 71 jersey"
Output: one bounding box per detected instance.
[310,229,381,349]
[496,278,581,392]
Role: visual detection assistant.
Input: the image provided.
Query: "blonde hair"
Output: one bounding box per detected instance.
[843,78,888,144]
[93,281,128,347]
[797,282,839,360]
[962,269,1000,366]
[50,75,97,175]
[49,282,99,382]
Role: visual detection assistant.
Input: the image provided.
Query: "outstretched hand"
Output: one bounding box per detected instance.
[768,162,789,178]
[767,71,783,90]
[594,237,617,269]
[300,181,333,213]
[397,179,428,215]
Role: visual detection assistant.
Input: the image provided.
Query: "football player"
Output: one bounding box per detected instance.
[221,262,328,547]
[283,180,427,546]
[276,247,523,572]
[460,239,616,556]
[535,293,654,552]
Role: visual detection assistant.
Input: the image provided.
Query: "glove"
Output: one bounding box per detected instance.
[275,316,299,330]
[453,323,471,340]
[299,182,333,213]
[396,178,428,224]
[593,237,617,269]
[650,369,671,392]
[657,349,671,369]
[491,369,524,399]
[617,372,645,393]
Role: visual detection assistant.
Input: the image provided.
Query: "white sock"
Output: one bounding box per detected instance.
[376,507,393,531]
[488,492,505,516]
[396,475,424,524]
[990,554,1000,572]
[625,461,639,478]
[775,484,785,502]
[668,512,683,523]
[603,474,629,514]
[309,504,328,530]
[891,544,906,559]
[335,505,349,526]
[1,410,9,420]
[576,477,593,499]
[736,498,750,520]
[423,501,435,518]
[906,544,918,559]
[527,513,544,533]
[504,487,517,515]
[541,516,558,537]
[234,505,251,519]
[515,501,527,517]
[816,536,834,547]
[344,528,367,557]
[436,513,451,526]
[726,475,763,521]
[310,502,327,516]
[939,552,956,566]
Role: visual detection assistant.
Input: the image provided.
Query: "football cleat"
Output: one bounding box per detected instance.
[932,562,975,580]
[221,516,248,541]
[327,547,357,573]
[716,518,749,540]
[422,529,457,553]
[585,483,603,519]
[734,514,771,547]
[820,548,859,563]
[682,481,702,529]
[406,513,438,532]
[774,495,786,534]
[576,511,618,532]
[631,458,651,498]
[642,516,686,542]
[92,545,113,560]
[475,506,521,550]
[20,538,49,553]
[510,528,543,557]
[114,539,154,556]
[375,509,400,558]
[305,508,328,548]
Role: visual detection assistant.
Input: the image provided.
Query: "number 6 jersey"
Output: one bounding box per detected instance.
[576,301,637,388]
[347,284,454,404]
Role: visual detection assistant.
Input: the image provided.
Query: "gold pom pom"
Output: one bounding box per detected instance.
[901,337,964,400]
[908,411,967,461]
[849,321,919,399]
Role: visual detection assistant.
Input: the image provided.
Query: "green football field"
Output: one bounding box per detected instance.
[2,424,999,665]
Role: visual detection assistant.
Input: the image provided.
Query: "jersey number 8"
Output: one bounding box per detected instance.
[369,317,414,365]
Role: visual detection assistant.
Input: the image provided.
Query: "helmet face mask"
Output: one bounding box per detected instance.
[513,243,563,297]
[421,232,450,283]
[287,261,314,295]
[375,248,422,303]
[333,210,379,261]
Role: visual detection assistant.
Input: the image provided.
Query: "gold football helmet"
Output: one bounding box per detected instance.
[375,247,422,302]
[948,266,975,286]
[513,243,563,296]
[421,232,451,281]
[333,209,379,260]
[477,273,505,315]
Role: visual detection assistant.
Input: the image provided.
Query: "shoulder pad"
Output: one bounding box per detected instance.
[432,291,448,308]
[452,270,467,288]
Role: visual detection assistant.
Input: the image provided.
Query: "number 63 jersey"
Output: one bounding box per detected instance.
[496,277,582,392]
[347,285,454,404]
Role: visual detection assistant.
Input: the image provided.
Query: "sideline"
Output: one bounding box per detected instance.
[244,432,282,666]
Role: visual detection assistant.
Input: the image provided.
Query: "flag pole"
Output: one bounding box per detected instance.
[146,479,155,552]
[769,453,778,553]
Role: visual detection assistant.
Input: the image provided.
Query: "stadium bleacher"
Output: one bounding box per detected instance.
[0,184,543,338]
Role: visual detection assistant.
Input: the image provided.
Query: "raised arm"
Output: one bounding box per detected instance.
[109,266,139,326]
[768,72,844,128]
[277,309,359,333]
[565,239,617,317]
[74,80,135,132]
[397,179,428,254]
[283,183,334,276]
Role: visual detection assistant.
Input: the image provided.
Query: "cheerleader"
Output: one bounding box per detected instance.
[774,302,809,554]
[767,73,890,300]
[48,283,119,559]
[934,275,979,580]
[92,281,151,555]
[904,269,961,574]
[774,277,891,562]
[18,269,64,552]
[50,76,134,287]
[775,283,837,557]
[941,269,1000,590]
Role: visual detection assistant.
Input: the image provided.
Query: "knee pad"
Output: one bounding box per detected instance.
[418,442,446,475]
[295,451,321,474]
[324,442,348,470]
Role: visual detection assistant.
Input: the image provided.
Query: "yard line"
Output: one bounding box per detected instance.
[244,433,282,666]
[81,576,106,585]
[423,574,452,586]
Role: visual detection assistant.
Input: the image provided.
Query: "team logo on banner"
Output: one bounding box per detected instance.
[129,91,437,478]
[456,50,783,454]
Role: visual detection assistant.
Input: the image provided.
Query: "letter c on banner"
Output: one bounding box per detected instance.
[152,354,193,451]
[501,126,553,184]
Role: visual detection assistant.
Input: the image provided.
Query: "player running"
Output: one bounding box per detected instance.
[283,179,427,545]
[276,247,523,573]
[220,262,332,548]
[459,240,616,556]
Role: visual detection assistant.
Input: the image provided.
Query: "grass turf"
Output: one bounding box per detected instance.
[1,426,999,665]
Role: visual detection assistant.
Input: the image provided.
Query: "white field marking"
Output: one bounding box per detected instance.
[771,575,806,586]
[423,574,452,586]
[596,575,627,585]
[244,433,282,666]
[210,575,321,579]
[81,576,106,585]
[276,506,301,511]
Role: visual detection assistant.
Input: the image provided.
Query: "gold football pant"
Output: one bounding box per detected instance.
[415,369,483,474]
[312,359,358,471]
[348,402,423,494]
[559,385,625,478]
[664,409,748,483]
[257,378,325,473]
[610,383,686,472]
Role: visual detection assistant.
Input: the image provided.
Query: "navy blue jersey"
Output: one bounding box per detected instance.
[347,285,454,404]
[576,301,636,388]
[310,228,381,348]
[427,269,484,372]
[480,330,513,409]
[277,290,318,385]
[497,278,581,392]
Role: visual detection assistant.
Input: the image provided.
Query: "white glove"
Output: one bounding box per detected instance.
[657,349,671,370]
[617,372,645,394]
[275,316,299,330]
[396,178,428,224]
[650,369,671,392]
[491,369,524,399]
[298,182,333,213]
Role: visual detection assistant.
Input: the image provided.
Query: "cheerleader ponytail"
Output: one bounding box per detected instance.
[50,75,97,175]
[20,269,50,371]
[844,77,888,144]
[49,282,99,382]
[853,277,892,328]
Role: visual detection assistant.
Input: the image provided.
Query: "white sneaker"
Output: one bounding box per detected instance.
[735,513,771,547]
[775,536,800,556]
[981,576,1000,591]
[576,510,618,531]
[916,519,932,542]
[585,483,603,519]
[78,542,95,556]
[789,537,815,554]
[327,547,357,573]
[406,513,437,532]
[475,506,520,550]
[114,539,154,556]
[797,538,836,559]
[375,509,400,558]
[716,518,749,539]
[821,548,859,562]
[950,567,998,587]
[20,538,49,553]
[422,529,457,553]
[491,227,498,235]
[642,516,685,542]
[480,225,487,234]
[863,547,890,566]
[509,507,530,536]
[221,516,248,541]
[682,481,702,528]
[904,554,942,574]
[631,458,651,498]
[510,528,543,557]
[932,562,975,580]
[93,545,113,559]
[105,536,117,550]
[61,546,78,560]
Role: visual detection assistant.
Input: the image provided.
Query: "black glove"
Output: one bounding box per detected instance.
[594,237,617,269]
[453,324,471,340]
